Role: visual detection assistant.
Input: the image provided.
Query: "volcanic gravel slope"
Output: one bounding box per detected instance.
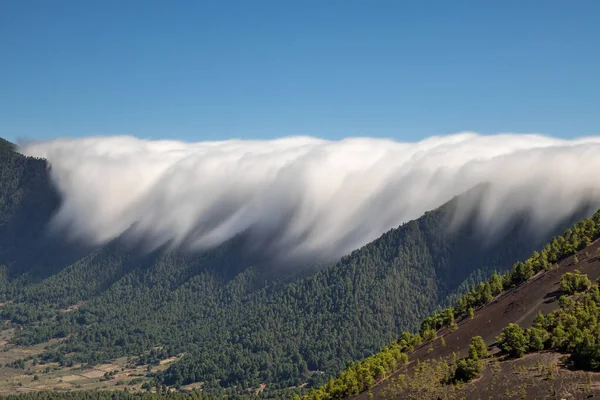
[351,238,600,400]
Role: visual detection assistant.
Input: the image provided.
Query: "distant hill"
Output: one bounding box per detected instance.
[0,136,595,398]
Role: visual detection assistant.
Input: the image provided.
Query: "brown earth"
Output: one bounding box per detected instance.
[352,239,600,400]
[0,340,180,395]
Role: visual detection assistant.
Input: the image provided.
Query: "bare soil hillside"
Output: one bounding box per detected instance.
[352,239,600,400]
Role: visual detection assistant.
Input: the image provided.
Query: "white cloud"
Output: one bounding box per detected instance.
[21,132,600,264]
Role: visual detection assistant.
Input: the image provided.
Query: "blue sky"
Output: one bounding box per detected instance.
[1,0,599,143]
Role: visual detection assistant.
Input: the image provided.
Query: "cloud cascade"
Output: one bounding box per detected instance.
[22,132,600,263]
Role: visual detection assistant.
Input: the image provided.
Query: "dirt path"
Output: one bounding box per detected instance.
[514,296,547,326]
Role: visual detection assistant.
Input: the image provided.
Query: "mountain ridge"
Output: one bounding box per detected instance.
[0,137,597,398]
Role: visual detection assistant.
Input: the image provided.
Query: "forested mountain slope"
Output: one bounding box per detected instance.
[0,139,84,287]
[0,138,594,397]
[0,139,15,153]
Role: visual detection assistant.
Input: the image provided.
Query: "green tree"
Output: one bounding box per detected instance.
[453,358,483,382]
[510,262,533,285]
[467,307,475,319]
[526,327,549,352]
[468,336,488,359]
[497,323,528,358]
[422,329,437,342]
[560,271,592,294]
[489,271,504,294]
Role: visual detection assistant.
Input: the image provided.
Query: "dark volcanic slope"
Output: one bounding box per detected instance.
[353,237,600,400]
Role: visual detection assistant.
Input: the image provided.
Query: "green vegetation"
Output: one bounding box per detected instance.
[302,338,413,400]
[559,270,592,294]
[526,326,550,352]
[497,323,529,358]
[468,336,488,359]
[450,336,487,383]
[304,334,489,400]
[452,357,483,383]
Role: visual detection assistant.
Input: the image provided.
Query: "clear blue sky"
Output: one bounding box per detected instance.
[1,0,599,142]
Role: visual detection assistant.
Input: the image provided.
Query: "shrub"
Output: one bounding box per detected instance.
[526,327,550,352]
[468,336,488,359]
[497,323,528,358]
[560,272,592,294]
[453,358,483,382]
[422,328,437,341]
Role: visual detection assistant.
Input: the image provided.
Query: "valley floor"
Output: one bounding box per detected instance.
[0,332,181,394]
